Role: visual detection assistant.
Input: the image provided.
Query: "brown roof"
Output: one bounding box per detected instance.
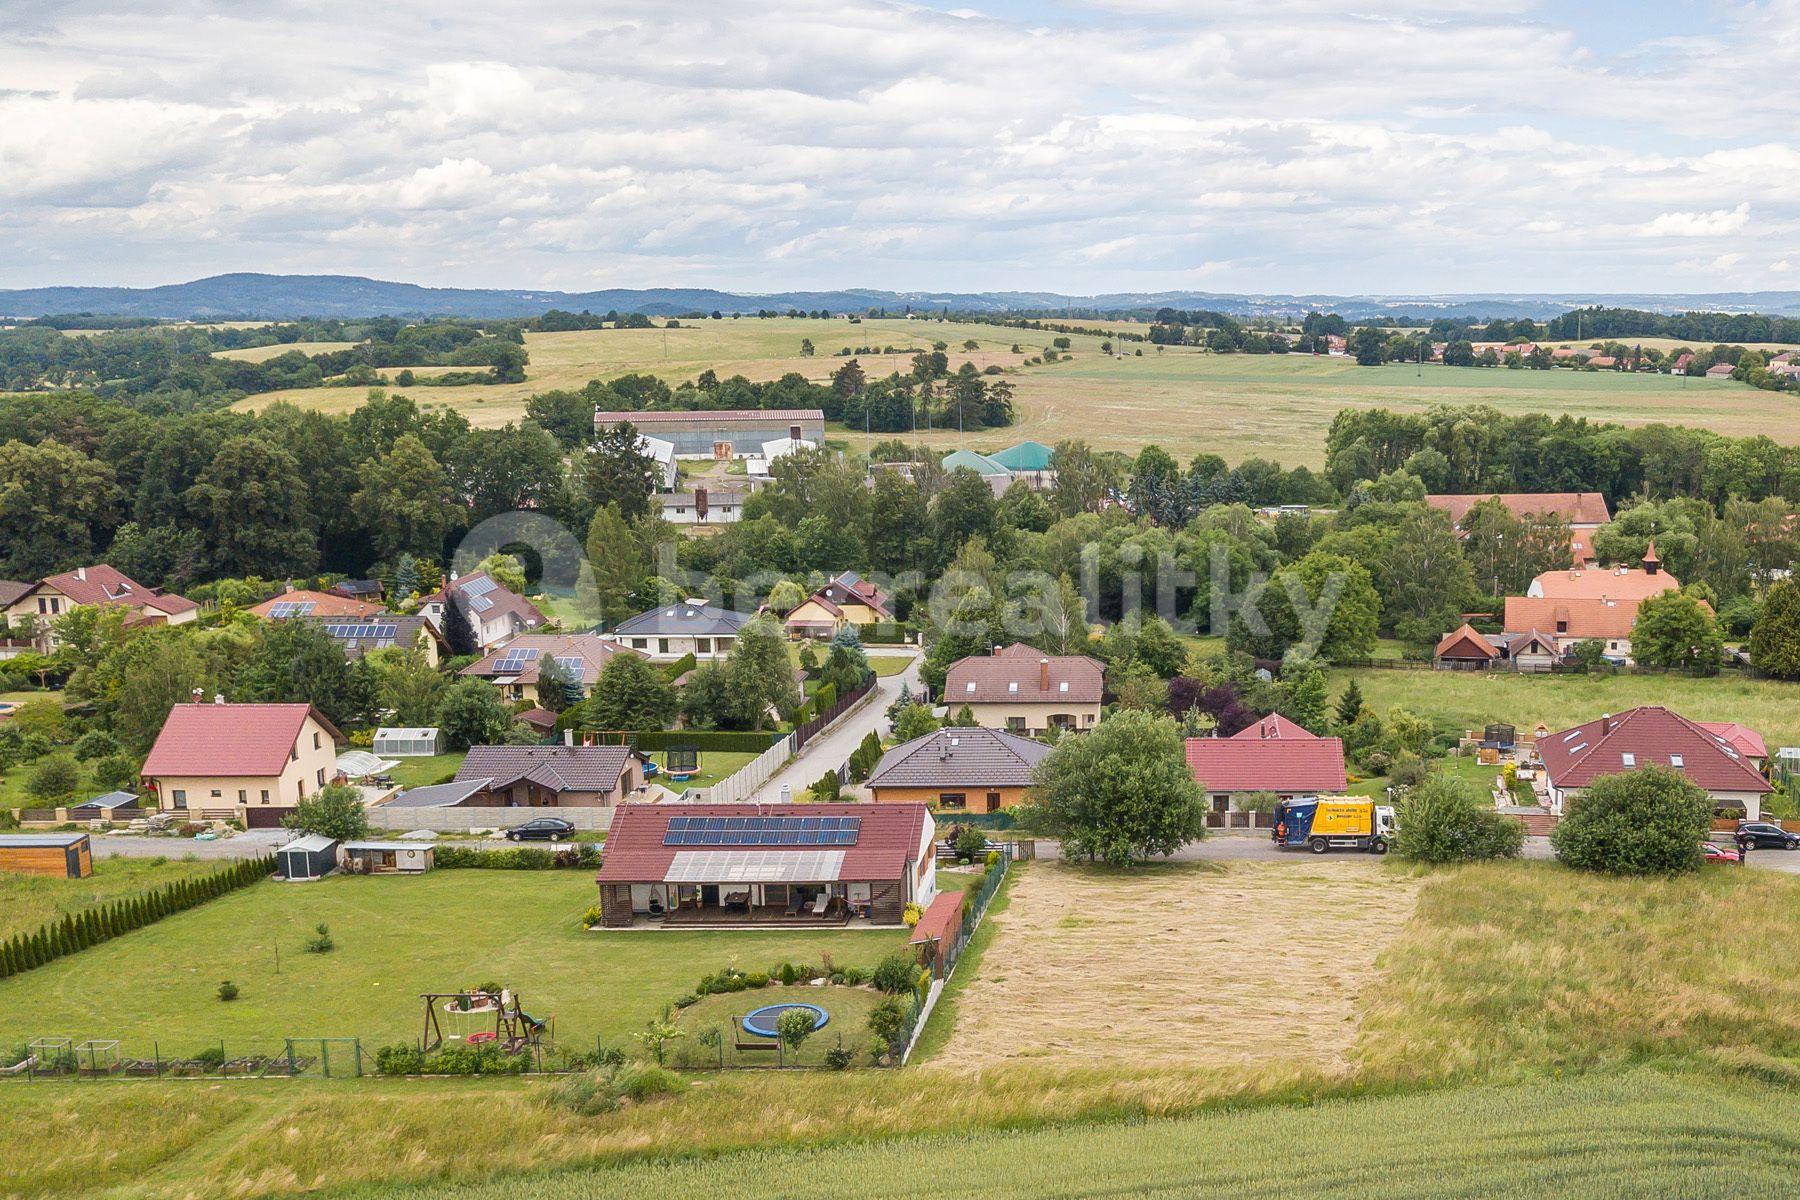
[1426,492,1611,527]
[247,589,386,619]
[944,643,1104,705]
[1527,564,1680,602]
[1230,714,1318,741]
[461,633,641,687]
[0,580,34,608]
[867,727,1050,789]
[143,703,341,778]
[421,572,546,632]
[596,802,930,884]
[1435,623,1499,660]
[1504,596,1640,640]
[23,565,198,618]
[1538,707,1770,795]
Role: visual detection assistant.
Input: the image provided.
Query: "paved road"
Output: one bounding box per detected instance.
[1050,833,1800,872]
[744,652,921,803]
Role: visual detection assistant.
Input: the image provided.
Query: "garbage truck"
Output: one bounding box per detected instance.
[1271,797,1396,855]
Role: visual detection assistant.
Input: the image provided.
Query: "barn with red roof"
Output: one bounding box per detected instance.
[595,803,935,928]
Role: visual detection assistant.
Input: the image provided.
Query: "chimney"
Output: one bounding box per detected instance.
[190,687,204,702]
[1039,658,1050,690]
[992,645,1001,656]
[1601,712,1612,735]
[213,693,226,705]
[695,486,709,519]
[285,582,295,593]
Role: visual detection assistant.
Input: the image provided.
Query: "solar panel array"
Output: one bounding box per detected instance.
[663,815,861,846]
[491,646,541,674]
[463,576,499,613]
[554,655,586,675]
[324,622,398,642]
[267,600,316,618]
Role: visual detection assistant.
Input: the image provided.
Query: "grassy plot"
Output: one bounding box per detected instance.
[671,986,887,1068]
[866,654,915,677]
[0,871,909,1053]
[384,753,467,789]
[358,1069,1800,1200]
[939,859,1421,1070]
[1335,666,1800,751]
[0,855,220,940]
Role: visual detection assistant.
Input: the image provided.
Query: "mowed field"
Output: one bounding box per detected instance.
[939,859,1419,1070]
[230,316,1796,464]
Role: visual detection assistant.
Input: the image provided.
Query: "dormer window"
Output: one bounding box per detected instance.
[1059,681,1069,693]
[1621,753,1635,767]
[1007,682,1018,693]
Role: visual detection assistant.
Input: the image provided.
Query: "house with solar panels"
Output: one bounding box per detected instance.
[459,633,642,705]
[417,571,547,652]
[300,614,444,665]
[594,803,936,927]
[248,588,385,621]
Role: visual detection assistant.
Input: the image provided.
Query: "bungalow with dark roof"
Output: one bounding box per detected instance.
[608,599,750,661]
[866,727,1050,812]
[1536,706,1771,819]
[451,744,643,808]
[594,802,936,927]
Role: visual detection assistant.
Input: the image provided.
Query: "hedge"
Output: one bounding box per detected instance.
[435,844,599,870]
[0,855,273,981]
[582,729,781,753]
[660,652,697,682]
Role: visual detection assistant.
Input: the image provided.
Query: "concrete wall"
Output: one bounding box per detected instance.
[365,806,615,832]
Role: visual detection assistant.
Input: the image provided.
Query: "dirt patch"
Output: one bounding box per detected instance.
[939,859,1420,1070]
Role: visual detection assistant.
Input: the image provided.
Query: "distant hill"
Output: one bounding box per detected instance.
[4,273,1800,321]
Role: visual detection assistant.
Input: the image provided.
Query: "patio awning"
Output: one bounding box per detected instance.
[664,849,845,884]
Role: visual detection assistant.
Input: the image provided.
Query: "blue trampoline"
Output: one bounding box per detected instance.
[741,1002,829,1038]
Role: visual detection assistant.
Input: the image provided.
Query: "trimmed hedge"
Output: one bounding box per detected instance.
[435,843,599,870]
[660,652,697,682]
[0,855,273,981]
[583,729,781,753]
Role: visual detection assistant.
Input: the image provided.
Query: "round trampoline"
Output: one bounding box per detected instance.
[741,1002,829,1038]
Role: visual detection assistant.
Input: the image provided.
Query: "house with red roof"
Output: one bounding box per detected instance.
[782,572,894,640]
[594,802,936,928]
[1535,706,1771,819]
[3,565,199,651]
[1184,716,1348,818]
[247,588,385,620]
[1425,491,1611,564]
[142,702,343,824]
[943,643,1104,734]
[1506,544,1689,663]
[1434,623,1500,670]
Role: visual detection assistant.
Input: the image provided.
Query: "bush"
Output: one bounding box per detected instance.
[745,971,770,988]
[375,1043,425,1075]
[902,902,922,928]
[580,904,603,929]
[547,1063,685,1115]
[91,753,139,792]
[1551,765,1713,875]
[823,1045,853,1070]
[953,825,988,861]
[72,729,122,762]
[217,980,239,1002]
[840,965,868,986]
[282,784,369,842]
[1394,774,1523,864]
[867,997,908,1048]
[872,949,919,994]
[612,1062,686,1102]
[305,923,335,953]
[24,753,80,802]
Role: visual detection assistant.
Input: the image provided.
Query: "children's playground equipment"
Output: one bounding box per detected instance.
[419,987,551,1054]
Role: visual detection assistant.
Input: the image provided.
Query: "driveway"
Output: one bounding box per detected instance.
[743,652,920,803]
[91,828,292,860]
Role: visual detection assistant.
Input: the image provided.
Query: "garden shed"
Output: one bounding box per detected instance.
[373,727,443,757]
[340,840,435,874]
[275,834,339,881]
[0,832,93,878]
[70,791,142,820]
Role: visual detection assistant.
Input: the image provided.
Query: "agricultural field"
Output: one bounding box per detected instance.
[1335,666,1800,754]
[211,340,361,362]
[231,316,1795,464]
[939,859,1419,1070]
[0,855,220,940]
[0,870,909,1053]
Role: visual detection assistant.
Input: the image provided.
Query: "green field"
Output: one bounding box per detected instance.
[385,752,466,789]
[363,1069,1799,1200]
[0,856,219,941]
[1335,666,1800,752]
[232,316,1793,464]
[0,871,910,1054]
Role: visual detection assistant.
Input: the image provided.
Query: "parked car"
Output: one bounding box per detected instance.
[505,816,575,842]
[1701,841,1741,865]
[1735,821,1800,851]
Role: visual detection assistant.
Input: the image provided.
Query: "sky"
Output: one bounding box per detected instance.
[2,0,1797,296]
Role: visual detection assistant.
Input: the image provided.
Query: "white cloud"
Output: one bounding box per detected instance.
[0,0,1795,293]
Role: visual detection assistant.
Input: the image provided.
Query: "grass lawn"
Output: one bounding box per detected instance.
[385,752,466,789]
[671,985,888,1068]
[1346,751,1502,798]
[1336,666,1800,750]
[232,317,1800,464]
[531,591,592,630]
[867,654,914,677]
[0,754,101,811]
[0,855,221,940]
[646,749,758,792]
[0,870,910,1055]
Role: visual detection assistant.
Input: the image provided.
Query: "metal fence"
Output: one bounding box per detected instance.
[793,673,877,751]
[1,1036,346,1081]
[897,846,1013,1064]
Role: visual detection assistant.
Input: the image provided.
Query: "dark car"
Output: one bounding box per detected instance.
[505,816,575,842]
[1736,821,1800,851]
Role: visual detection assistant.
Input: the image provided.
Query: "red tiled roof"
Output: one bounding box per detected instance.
[247,589,385,619]
[909,891,963,947]
[1435,623,1499,660]
[944,643,1104,705]
[1426,492,1611,527]
[596,802,930,884]
[1184,736,1347,794]
[420,572,547,632]
[1529,564,1679,602]
[1696,721,1768,762]
[1538,707,1770,794]
[28,564,198,617]
[142,703,340,778]
[460,633,640,686]
[1229,714,1318,741]
[1504,596,1639,640]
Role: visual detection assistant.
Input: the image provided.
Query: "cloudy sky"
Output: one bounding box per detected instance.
[3,0,1797,295]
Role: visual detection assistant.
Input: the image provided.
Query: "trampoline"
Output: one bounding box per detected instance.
[741,1002,829,1038]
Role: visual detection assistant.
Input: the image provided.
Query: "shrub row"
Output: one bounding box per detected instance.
[0,855,273,980]
[435,843,599,870]
[583,729,781,754]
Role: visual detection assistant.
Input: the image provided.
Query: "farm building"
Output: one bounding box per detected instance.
[595,408,824,458]
[1426,492,1611,564]
[1434,623,1500,670]
[595,802,936,928]
[866,727,1049,812]
[1536,707,1772,820]
[1505,545,1689,664]
[987,440,1056,489]
[658,485,748,527]
[0,832,93,878]
[942,643,1105,734]
[276,834,339,881]
[69,791,142,821]
[339,841,434,874]
[373,727,443,757]
[1185,715,1348,820]
[940,449,1013,496]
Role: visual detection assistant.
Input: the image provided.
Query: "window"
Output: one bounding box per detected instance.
[1211,795,1230,813]
[172,789,187,807]
[1621,753,1635,767]
[1669,754,1684,769]
[965,681,977,694]
[313,731,321,750]
[210,789,222,798]
[1059,681,1069,693]
[237,790,247,803]
[1007,681,1018,693]
[316,768,326,787]
[260,790,270,802]
[631,638,648,649]
[938,793,967,810]
[696,638,711,654]
[1006,717,1026,733]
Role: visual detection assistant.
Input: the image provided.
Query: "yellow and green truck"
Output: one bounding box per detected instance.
[1271,798,1396,855]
